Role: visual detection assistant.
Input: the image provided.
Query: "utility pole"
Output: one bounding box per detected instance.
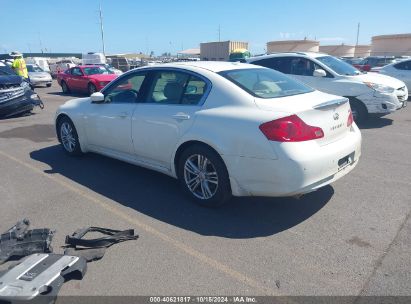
[99,3,106,56]
[218,25,221,42]
[356,22,360,46]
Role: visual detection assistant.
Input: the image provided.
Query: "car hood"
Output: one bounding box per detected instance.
[87,74,117,81]
[351,72,405,89]
[28,72,51,78]
[0,75,22,86]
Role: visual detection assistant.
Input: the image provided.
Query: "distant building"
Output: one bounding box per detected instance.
[371,33,411,56]
[354,45,371,58]
[177,48,200,59]
[267,40,319,53]
[200,41,248,61]
[319,44,356,57]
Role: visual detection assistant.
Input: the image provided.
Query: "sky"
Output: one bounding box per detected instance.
[0,0,410,56]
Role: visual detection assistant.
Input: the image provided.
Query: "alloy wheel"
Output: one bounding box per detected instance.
[60,122,76,153]
[184,154,219,200]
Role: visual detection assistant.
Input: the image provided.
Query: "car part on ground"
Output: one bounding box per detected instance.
[0,219,54,265]
[65,226,138,248]
[0,253,87,304]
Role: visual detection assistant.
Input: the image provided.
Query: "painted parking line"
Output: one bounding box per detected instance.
[0,149,280,296]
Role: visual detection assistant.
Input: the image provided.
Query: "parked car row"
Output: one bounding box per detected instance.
[247,52,408,122]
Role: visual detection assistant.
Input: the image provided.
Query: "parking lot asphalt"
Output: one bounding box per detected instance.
[0,81,410,297]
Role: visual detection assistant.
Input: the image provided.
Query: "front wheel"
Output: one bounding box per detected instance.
[61,81,70,94]
[58,117,82,156]
[349,98,368,124]
[178,145,232,207]
[88,83,97,96]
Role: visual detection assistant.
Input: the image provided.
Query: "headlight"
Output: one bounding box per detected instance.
[364,82,395,94]
[30,94,40,100]
[21,81,29,88]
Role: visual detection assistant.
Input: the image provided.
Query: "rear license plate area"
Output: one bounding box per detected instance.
[338,152,355,171]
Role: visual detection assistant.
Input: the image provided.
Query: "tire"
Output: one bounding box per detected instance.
[88,83,97,96]
[61,81,70,94]
[57,117,82,156]
[178,144,232,207]
[348,98,368,124]
[46,83,52,87]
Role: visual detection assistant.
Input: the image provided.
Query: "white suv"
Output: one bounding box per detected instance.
[248,52,408,122]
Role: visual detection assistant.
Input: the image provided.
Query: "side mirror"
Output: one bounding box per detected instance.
[313,69,327,77]
[90,92,105,103]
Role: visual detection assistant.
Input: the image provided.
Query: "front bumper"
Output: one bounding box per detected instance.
[0,96,34,118]
[224,124,362,197]
[30,78,52,86]
[357,87,408,114]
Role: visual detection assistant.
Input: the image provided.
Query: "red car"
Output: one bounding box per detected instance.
[57,65,118,95]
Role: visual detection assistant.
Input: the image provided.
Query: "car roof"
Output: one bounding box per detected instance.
[135,61,259,73]
[248,52,329,62]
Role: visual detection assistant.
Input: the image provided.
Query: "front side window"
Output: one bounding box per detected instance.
[103,72,147,104]
[72,68,83,76]
[146,71,208,105]
[219,68,313,99]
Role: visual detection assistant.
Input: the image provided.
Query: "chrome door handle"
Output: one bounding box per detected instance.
[172,113,190,120]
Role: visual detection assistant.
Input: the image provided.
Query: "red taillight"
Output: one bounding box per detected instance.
[347,109,354,127]
[259,115,324,142]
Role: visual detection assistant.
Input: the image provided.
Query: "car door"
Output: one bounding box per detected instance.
[132,69,210,169]
[84,71,149,156]
[392,61,411,89]
[70,67,84,91]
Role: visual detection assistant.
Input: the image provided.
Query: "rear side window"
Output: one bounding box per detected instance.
[146,71,208,105]
[219,68,313,99]
[251,57,292,74]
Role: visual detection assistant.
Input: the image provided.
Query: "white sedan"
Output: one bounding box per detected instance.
[55,62,361,207]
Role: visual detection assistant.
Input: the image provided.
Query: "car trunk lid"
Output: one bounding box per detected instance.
[255,91,353,146]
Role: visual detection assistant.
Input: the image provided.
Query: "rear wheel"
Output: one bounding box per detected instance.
[61,81,70,94]
[348,98,368,123]
[178,145,231,207]
[57,117,82,156]
[88,83,97,96]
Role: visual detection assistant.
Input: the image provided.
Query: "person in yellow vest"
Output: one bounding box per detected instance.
[10,51,29,79]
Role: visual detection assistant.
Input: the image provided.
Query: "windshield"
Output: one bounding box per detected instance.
[316,56,361,76]
[219,68,313,99]
[27,65,43,72]
[83,66,113,75]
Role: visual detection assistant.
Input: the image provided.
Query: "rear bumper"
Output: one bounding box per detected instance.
[224,124,362,197]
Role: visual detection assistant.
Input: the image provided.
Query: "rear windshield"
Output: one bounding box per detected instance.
[218,68,313,99]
